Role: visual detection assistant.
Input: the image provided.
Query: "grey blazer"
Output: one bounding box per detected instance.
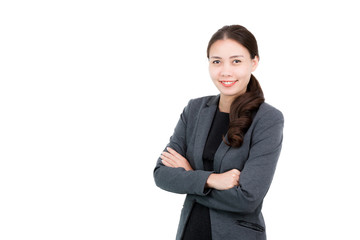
[154,95,284,240]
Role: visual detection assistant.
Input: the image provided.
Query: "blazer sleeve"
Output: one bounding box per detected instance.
[153,99,213,196]
[192,108,284,213]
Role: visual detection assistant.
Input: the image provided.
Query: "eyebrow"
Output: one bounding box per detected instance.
[210,55,245,59]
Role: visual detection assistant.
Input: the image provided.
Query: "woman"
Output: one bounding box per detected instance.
[153,25,284,240]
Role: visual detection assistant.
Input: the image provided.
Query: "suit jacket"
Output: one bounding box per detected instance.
[154,95,284,240]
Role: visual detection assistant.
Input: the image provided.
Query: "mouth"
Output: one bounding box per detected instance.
[220,80,238,87]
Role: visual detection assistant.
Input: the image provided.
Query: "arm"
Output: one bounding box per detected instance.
[193,110,284,213]
[161,147,242,191]
[153,100,213,196]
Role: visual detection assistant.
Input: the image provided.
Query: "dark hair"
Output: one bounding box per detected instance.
[207,25,265,148]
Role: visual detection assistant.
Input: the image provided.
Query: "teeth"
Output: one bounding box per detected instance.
[222,81,235,85]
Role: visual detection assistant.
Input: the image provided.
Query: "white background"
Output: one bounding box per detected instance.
[1,0,359,239]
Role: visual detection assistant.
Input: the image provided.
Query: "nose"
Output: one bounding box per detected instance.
[221,71,232,77]
[220,63,232,77]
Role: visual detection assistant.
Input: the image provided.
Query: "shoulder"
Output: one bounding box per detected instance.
[183,95,218,112]
[247,102,284,144]
[188,95,218,107]
[256,102,284,123]
[179,95,218,123]
[251,102,284,134]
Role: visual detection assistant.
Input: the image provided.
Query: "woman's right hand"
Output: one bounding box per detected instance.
[206,169,241,191]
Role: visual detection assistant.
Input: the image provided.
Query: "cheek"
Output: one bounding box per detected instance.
[208,67,218,80]
[235,68,252,79]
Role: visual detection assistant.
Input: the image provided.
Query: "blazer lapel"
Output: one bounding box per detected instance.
[193,104,217,170]
[213,133,231,172]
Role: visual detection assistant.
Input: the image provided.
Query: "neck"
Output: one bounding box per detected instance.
[218,95,235,113]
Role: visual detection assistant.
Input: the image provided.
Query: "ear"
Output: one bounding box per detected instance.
[251,56,259,72]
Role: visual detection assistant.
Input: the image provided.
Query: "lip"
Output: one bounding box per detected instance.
[219,80,238,87]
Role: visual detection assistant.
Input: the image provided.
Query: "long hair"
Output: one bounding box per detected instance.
[207,25,265,148]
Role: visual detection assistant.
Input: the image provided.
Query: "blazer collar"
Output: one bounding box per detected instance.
[206,94,220,107]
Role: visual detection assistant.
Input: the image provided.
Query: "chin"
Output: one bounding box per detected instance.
[221,90,242,96]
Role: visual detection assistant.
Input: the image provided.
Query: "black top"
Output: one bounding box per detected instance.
[202,108,230,172]
[182,107,229,240]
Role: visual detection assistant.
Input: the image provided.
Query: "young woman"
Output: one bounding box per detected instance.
[154,25,284,240]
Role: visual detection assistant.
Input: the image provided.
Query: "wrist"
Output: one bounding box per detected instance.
[206,173,217,189]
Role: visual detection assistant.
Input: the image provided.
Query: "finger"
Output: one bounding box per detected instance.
[162,151,177,160]
[161,159,174,168]
[161,157,177,168]
[161,152,180,166]
[160,155,176,167]
[232,169,241,175]
[166,147,184,160]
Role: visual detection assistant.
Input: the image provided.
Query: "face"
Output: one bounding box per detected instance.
[208,38,259,100]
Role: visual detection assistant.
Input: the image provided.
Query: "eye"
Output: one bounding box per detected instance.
[212,60,221,64]
[233,59,241,64]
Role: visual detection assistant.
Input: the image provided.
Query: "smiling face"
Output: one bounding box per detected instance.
[208,38,259,103]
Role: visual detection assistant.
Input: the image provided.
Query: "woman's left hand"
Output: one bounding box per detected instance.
[161,147,194,171]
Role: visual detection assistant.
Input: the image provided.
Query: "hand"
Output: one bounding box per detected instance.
[160,147,193,171]
[206,169,240,190]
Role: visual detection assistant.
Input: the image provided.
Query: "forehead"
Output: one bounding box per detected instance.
[209,39,251,58]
